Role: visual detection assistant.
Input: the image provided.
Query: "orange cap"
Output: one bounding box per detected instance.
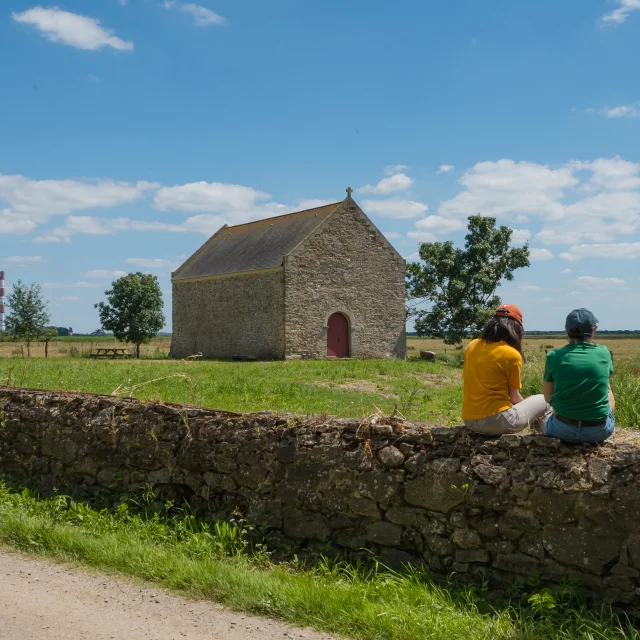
[495,304,523,325]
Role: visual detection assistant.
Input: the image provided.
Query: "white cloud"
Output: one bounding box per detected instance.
[179,3,226,26]
[384,165,409,176]
[154,181,271,214]
[407,216,465,241]
[529,248,554,262]
[605,104,640,118]
[520,284,542,291]
[83,270,128,278]
[358,173,414,195]
[575,276,627,287]
[1,256,44,263]
[161,1,226,27]
[510,228,531,244]
[382,231,402,240]
[43,282,100,289]
[437,165,455,174]
[60,296,80,302]
[601,0,640,24]
[125,258,181,269]
[404,252,421,262]
[561,268,572,274]
[560,242,640,261]
[362,198,428,219]
[439,159,577,221]
[34,215,188,243]
[0,209,39,234]
[573,157,640,191]
[0,175,157,217]
[12,7,134,51]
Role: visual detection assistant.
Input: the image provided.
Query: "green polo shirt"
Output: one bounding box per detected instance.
[543,342,613,421]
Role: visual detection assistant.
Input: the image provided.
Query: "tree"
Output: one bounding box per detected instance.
[95,273,165,358]
[406,215,530,344]
[6,281,50,357]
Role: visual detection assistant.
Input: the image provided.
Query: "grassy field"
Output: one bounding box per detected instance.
[0,337,172,359]
[0,357,463,424]
[0,483,637,640]
[0,335,638,427]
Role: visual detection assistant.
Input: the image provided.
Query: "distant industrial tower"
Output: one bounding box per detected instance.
[0,271,5,332]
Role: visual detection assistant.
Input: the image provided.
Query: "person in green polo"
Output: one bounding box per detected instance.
[541,308,615,444]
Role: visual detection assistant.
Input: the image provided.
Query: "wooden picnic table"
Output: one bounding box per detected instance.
[89,348,132,359]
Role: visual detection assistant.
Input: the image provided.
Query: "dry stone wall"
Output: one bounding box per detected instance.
[1,386,640,611]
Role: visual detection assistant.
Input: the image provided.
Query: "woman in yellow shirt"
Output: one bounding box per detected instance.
[462,304,550,435]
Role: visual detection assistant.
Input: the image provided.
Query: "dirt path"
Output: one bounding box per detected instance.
[0,550,336,640]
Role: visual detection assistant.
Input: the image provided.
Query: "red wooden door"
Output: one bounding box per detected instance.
[327,313,349,358]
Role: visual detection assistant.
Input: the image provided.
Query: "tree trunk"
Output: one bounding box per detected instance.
[136,343,140,359]
[26,342,30,358]
[45,340,49,358]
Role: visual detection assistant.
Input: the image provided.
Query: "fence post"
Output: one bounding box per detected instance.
[45,339,49,358]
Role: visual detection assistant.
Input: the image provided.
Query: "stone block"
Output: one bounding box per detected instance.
[451,528,483,550]
[358,471,402,504]
[588,459,612,485]
[404,473,468,513]
[425,536,455,556]
[474,463,507,485]
[542,525,621,575]
[349,497,381,519]
[385,506,420,526]
[378,446,405,469]
[494,553,543,575]
[283,508,331,540]
[365,521,403,547]
[455,549,489,563]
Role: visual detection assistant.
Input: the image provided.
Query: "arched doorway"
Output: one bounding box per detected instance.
[327,313,350,358]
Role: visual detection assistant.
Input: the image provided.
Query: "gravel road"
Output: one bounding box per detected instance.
[0,550,336,640]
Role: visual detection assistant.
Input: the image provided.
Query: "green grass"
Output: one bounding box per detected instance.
[0,357,464,424]
[0,483,637,640]
[0,349,638,428]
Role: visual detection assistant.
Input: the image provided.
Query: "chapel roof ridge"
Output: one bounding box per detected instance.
[224,201,342,232]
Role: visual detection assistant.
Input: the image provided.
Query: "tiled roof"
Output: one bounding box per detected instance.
[173,202,341,280]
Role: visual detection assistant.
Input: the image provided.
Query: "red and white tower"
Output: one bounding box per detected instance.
[0,271,5,332]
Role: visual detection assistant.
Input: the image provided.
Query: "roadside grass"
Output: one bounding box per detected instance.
[0,484,637,640]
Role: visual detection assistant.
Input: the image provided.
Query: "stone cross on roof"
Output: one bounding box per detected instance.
[346,187,353,198]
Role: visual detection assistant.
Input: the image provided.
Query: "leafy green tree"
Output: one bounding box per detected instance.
[6,281,50,356]
[406,216,530,344]
[95,273,165,358]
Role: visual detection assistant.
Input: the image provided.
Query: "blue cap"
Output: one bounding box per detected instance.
[565,308,599,338]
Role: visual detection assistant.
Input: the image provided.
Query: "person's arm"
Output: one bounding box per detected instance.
[609,384,616,412]
[507,355,523,405]
[543,381,554,403]
[509,388,524,404]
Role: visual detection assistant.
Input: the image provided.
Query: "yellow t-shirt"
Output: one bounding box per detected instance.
[462,338,523,421]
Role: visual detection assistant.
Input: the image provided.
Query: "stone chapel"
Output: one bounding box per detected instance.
[169,189,406,360]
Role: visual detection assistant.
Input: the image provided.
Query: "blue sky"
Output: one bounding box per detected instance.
[1,0,640,332]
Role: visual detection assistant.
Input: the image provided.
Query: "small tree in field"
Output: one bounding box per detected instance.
[6,281,50,357]
[95,273,165,358]
[406,215,530,345]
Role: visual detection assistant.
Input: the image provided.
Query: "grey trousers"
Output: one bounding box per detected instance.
[464,394,552,435]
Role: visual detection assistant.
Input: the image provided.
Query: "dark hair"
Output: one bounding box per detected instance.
[480,317,524,355]
[567,328,589,342]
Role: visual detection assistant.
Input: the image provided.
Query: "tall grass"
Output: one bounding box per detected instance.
[0,483,637,640]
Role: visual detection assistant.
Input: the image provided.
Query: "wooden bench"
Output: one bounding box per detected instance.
[89,348,132,359]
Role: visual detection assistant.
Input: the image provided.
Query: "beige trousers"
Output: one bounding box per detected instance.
[464,394,552,435]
